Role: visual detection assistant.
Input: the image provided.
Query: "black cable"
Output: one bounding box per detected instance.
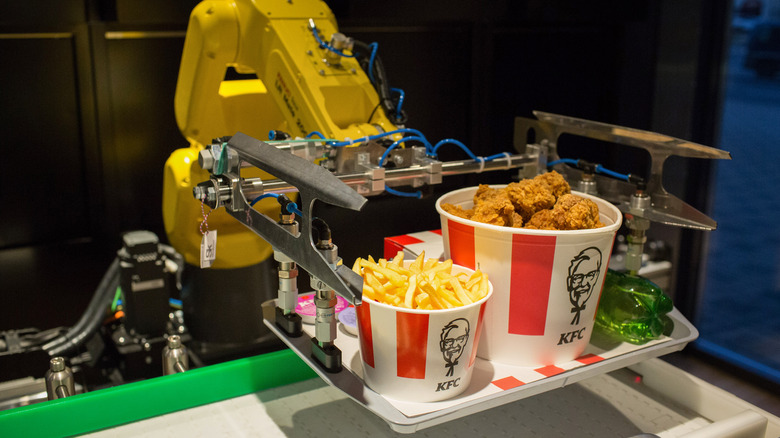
[367,102,382,124]
[311,218,333,248]
[38,242,184,358]
[20,327,66,348]
[42,258,118,352]
[43,257,120,356]
[353,40,408,126]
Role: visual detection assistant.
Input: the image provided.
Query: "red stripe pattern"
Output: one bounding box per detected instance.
[447,219,475,269]
[575,353,604,365]
[534,365,565,377]
[468,301,488,367]
[508,234,557,335]
[356,303,374,368]
[491,376,525,390]
[396,312,429,379]
[384,234,424,259]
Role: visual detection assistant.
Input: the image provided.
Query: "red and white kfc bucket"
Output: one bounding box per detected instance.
[355,262,492,402]
[435,186,622,367]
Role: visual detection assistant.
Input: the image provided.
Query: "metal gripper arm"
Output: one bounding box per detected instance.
[513,111,732,231]
[197,132,366,306]
[194,132,367,372]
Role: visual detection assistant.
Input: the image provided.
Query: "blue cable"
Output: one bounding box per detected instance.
[306,131,326,139]
[330,128,432,152]
[250,193,280,207]
[429,138,515,164]
[310,23,355,58]
[547,158,630,182]
[595,164,630,181]
[368,42,378,83]
[390,87,405,119]
[484,152,511,161]
[379,135,428,166]
[432,139,478,161]
[249,193,304,216]
[286,202,304,217]
[385,185,422,199]
[547,158,579,167]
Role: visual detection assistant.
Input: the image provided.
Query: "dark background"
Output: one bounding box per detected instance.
[0,0,727,355]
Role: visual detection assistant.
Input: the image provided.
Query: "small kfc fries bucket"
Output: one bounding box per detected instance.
[354,257,492,402]
[436,185,622,367]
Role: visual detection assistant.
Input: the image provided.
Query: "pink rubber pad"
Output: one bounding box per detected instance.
[295,293,350,324]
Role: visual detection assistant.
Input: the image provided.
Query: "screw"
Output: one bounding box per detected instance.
[167,335,182,349]
[50,357,66,372]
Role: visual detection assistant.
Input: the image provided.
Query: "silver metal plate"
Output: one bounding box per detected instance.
[262,300,698,434]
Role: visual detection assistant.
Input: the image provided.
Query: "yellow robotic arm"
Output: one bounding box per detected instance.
[164,0,399,269]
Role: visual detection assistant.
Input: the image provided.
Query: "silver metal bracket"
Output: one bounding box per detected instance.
[514,111,732,230]
[196,132,367,305]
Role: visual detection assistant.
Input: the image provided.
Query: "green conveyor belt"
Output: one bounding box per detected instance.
[0,349,317,437]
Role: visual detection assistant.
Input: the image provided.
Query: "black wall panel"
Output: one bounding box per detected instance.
[0,1,719,348]
[96,33,188,240]
[0,35,89,248]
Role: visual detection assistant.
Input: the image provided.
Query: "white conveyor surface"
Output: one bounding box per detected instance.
[84,358,780,438]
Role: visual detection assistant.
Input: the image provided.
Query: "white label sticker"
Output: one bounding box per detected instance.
[200,230,217,268]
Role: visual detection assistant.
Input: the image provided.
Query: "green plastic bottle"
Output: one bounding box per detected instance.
[595,269,674,344]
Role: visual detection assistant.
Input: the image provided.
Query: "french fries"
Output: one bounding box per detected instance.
[352,251,489,310]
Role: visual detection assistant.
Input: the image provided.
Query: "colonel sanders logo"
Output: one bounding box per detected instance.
[439,318,470,377]
[566,247,602,325]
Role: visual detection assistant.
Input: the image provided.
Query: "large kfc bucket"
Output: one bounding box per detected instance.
[435,186,622,367]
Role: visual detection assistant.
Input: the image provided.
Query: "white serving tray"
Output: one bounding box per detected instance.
[262,300,698,434]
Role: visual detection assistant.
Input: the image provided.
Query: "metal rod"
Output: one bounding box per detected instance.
[260,155,535,194]
[55,386,70,399]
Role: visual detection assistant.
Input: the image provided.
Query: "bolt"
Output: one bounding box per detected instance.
[168,335,182,349]
[198,148,214,170]
[50,357,66,372]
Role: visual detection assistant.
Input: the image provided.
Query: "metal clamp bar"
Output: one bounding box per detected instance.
[259,154,539,194]
[514,111,731,230]
[216,133,366,305]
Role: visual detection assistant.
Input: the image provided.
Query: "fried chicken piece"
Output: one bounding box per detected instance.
[556,195,604,230]
[525,194,604,230]
[445,173,600,230]
[509,212,524,228]
[525,209,557,230]
[473,184,501,203]
[504,179,556,221]
[441,203,474,220]
[470,184,516,226]
[534,170,571,199]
